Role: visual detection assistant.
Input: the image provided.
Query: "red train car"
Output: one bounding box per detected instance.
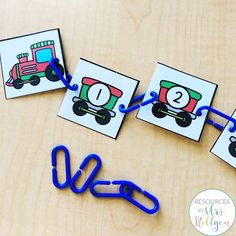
[152,80,202,127]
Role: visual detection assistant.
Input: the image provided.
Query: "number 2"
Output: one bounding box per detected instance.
[166,86,190,109]
[173,91,182,104]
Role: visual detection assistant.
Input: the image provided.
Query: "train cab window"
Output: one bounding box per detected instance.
[35,48,53,63]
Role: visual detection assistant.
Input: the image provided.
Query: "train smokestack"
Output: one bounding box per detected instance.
[16,53,29,63]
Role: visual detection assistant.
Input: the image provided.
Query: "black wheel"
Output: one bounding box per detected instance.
[152,103,168,118]
[13,79,23,89]
[72,100,88,116]
[29,75,40,86]
[229,142,236,158]
[176,112,192,127]
[45,63,64,82]
[95,109,111,125]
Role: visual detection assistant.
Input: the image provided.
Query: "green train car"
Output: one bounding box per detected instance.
[72,77,123,125]
[152,80,202,127]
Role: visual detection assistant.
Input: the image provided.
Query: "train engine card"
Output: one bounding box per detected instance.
[58,58,139,139]
[0,29,66,99]
[211,110,236,168]
[137,63,217,141]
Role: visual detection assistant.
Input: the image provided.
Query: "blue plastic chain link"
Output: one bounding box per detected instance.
[49,58,78,91]
[90,180,133,198]
[119,91,158,113]
[51,145,101,193]
[51,145,71,189]
[196,106,236,132]
[118,180,160,215]
[70,154,102,194]
[90,180,160,214]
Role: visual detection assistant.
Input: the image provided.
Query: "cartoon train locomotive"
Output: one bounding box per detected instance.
[229,136,236,158]
[72,77,123,125]
[6,40,64,89]
[152,80,202,127]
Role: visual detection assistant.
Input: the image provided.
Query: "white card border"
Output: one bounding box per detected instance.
[136,62,218,142]
[58,58,140,139]
[210,109,236,168]
[0,28,67,100]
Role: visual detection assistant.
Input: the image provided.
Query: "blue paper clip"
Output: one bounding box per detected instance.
[70,154,102,194]
[90,180,160,214]
[119,91,158,113]
[49,58,78,91]
[196,106,236,132]
[51,145,71,189]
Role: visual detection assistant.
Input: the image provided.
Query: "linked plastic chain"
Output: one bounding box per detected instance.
[49,59,236,215]
[49,58,236,133]
[51,145,160,215]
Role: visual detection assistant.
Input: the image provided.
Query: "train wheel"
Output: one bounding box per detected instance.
[45,63,64,82]
[13,79,23,89]
[95,110,111,125]
[73,100,88,116]
[152,103,168,118]
[229,142,236,158]
[176,112,192,127]
[29,75,40,86]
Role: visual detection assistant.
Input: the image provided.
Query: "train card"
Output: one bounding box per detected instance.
[0,29,66,99]
[211,110,236,168]
[137,63,217,141]
[58,58,139,139]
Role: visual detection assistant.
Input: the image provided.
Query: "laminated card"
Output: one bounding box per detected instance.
[58,58,139,139]
[211,110,236,168]
[0,29,66,99]
[137,63,217,141]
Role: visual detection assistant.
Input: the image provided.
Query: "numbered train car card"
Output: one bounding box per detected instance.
[137,63,217,141]
[58,58,139,139]
[0,29,66,99]
[211,110,236,168]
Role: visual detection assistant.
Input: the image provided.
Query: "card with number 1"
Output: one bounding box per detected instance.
[58,58,139,139]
